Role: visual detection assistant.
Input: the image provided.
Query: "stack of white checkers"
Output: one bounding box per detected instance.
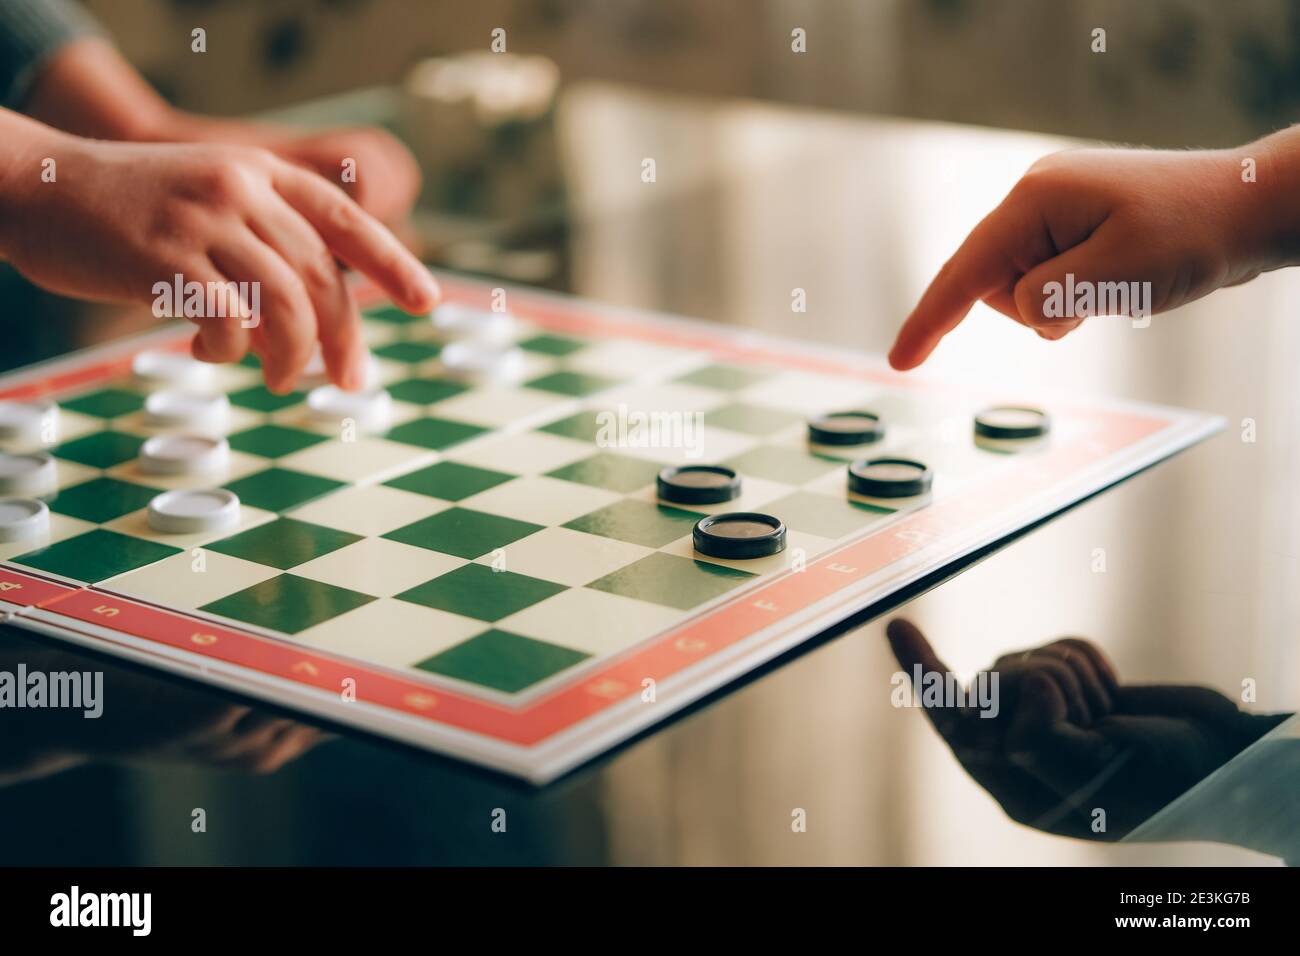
[131,350,244,537]
[1,398,58,545]
[0,398,59,448]
[431,301,526,383]
[0,449,55,543]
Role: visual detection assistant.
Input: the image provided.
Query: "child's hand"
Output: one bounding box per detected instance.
[0,127,438,393]
[888,134,1299,370]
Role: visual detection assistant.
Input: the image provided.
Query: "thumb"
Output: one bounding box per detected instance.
[1013,223,1154,331]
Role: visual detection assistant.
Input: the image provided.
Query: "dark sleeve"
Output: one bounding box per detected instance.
[0,0,104,110]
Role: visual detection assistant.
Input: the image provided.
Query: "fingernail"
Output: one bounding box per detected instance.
[412,271,440,310]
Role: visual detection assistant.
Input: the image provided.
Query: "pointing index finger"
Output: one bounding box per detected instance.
[886,618,965,741]
[888,206,1022,370]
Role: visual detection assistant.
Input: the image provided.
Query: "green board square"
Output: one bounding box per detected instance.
[387,377,468,405]
[13,529,180,582]
[372,341,441,363]
[384,507,542,559]
[518,333,587,356]
[763,490,892,538]
[415,628,588,694]
[537,410,603,442]
[60,388,145,419]
[525,370,619,397]
[200,573,374,635]
[674,364,771,391]
[228,384,306,413]
[52,430,144,469]
[724,445,841,484]
[206,517,361,570]
[384,461,514,501]
[386,417,487,451]
[707,402,804,436]
[225,468,345,513]
[588,552,752,610]
[49,476,161,523]
[397,563,564,622]
[238,353,262,369]
[364,304,424,325]
[564,499,702,548]
[546,452,661,493]
[227,423,329,458]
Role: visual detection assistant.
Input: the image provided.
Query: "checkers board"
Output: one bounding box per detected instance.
[0,275,1223,782]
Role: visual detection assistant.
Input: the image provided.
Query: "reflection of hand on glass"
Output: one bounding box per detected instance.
[886,618,1288,840]
[0,632,327,788]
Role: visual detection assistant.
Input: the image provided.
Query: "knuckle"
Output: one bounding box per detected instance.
[1011,168,1058,201]
[326,195,366,232]
[1026,155,1059,176]
[299,249,341,295]
[262,277,309,319]
[196,160,255,207]
[152,199,208,244]
[242,146,278,168]
[1026,147,1084,175]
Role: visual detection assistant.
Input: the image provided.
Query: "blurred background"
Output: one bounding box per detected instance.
[1,0,1298,865]
[89,0,1300,145]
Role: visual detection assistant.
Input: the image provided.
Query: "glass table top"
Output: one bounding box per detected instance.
[0,82,1294,865]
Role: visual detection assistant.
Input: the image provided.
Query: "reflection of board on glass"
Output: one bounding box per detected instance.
[0,274,1224,783]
